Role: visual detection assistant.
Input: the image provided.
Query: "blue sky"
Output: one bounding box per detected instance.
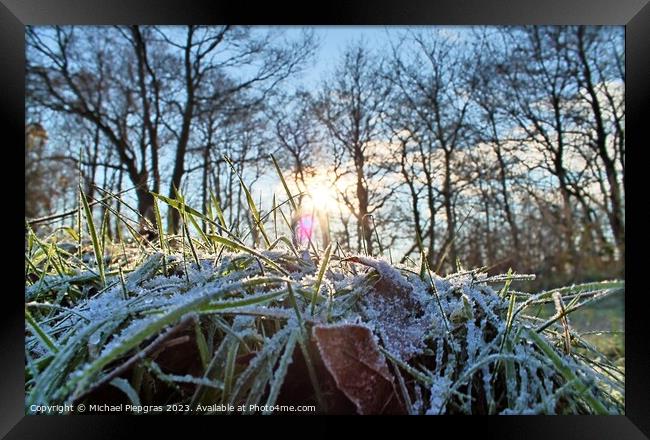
[294,26,391,85]
[280,26,473,89]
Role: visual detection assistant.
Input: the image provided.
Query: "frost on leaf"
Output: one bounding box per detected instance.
[312,323,404,415]
[345,255,431,361]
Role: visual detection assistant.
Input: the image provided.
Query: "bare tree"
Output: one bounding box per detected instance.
[149,26,315,232]
[571,26,625,258]
[26,26,159,232]
[386,30,479,271]
[314,44,393,255]
[269,90,320,194]
[26,26,315,235]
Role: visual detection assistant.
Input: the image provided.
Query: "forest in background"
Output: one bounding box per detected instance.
[25,26,625,288]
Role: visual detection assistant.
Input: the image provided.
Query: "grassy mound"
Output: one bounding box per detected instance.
[25,229,624,414]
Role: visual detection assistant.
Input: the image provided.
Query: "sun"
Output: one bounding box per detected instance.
[300,175,341,214]
[305,183,338,212]
[273,168,349,218]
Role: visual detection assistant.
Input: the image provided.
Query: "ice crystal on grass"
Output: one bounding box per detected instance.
[426,374,453,415]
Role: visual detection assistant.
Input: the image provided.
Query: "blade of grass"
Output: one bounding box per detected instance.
[224,156,271,247]
[310,243,332,315]
[109,377,141,406]
[525,327,609,414]
[263,329,298,412]
[221,340,240,405]
[100,207,110,254]
[208,234,288,276]
[79,185,105,285]
[281,283,326,410]
[64,276,287,401]
[154,191,238,242]
[272,194,278,240]
[194,319,210,370]
[94,185,154,234]
[152,197,167,253]
[534,287,624,333]
[209,190,228,232]
[271,154,297,212]
[173,188,200,267]
[25,308,59,355]
[76,185,82,262]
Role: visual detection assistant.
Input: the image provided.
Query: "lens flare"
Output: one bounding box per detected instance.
[295,213,315,244]
[277,169,350,247]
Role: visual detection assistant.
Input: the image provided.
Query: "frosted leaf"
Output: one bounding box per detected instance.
[312,323,403,415]
[345,255,434,361]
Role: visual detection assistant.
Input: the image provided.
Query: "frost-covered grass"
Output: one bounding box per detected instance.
[25,177,624,415]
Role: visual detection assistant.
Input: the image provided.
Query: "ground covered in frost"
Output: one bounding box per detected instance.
[25,244,624,415]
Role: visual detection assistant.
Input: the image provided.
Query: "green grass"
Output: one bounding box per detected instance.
[24,163,625,415]
[530,290,624,362]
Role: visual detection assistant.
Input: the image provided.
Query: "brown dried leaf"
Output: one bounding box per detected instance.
[312,323,404,414]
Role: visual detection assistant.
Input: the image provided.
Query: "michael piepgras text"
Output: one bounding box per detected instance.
[89,404,181,413]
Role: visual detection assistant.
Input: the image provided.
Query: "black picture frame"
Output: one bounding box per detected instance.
[3,0,648,438]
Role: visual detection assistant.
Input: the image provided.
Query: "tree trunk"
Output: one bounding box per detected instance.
[167,30,196,234]
[442,149,457,271]
[495,145,521,263]
[576,28,625,259]
[355,162,372,255]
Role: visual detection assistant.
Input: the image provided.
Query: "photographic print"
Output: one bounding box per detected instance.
[24,25,625,415]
